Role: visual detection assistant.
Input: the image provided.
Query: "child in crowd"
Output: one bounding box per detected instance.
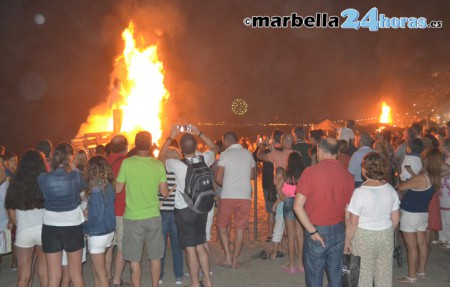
[83,156,116,287]
[400,138,424,181]
[270,167,286,260]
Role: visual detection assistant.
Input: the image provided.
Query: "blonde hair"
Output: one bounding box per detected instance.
[422,148,442,190]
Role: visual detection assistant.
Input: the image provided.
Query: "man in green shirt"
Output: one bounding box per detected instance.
[116,131,169,287]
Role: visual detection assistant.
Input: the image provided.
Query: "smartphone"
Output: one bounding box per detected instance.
[258,136,262,144]
[177,125,192,132]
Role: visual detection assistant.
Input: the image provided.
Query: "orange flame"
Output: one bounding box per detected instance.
[76,22,169,146]
[379,102,392,124]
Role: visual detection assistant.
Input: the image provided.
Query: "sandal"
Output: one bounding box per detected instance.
[416,273,426,278]
[397,276,417,284]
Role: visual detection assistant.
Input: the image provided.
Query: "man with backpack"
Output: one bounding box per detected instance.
[163,125,217,287]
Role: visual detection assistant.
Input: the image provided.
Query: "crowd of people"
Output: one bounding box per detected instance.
[0,120,449,287]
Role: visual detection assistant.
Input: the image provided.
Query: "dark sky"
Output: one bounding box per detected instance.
[0,0,449,153]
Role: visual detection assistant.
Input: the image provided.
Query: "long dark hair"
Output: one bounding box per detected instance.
[284,152,305,186]
[51,143,74,172]
[85,155,114,197]
[5,150,47,210]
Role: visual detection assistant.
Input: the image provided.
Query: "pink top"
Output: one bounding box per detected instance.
[282,182,297,198]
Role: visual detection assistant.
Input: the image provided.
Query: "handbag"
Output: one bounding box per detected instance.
[0,228,12,254]
[341,253,361,287]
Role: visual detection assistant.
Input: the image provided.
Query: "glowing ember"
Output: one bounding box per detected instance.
[379,102,392,124]
[76,21,169,146]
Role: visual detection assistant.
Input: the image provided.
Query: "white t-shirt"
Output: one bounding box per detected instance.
[217,144,255,200]
[166,151,215,210]
[43,204,85,226]
[337,127,355,143]
[400,154,422,181]
[347,183,400,231]
[16,209,44,232]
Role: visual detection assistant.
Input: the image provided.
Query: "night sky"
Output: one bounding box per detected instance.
[0,0,449,153]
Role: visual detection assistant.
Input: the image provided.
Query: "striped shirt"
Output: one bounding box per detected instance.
[158,171,176,211]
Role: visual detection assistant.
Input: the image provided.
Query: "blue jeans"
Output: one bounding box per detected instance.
[160,211,184,280]
[303,222,345,287]
[283,197,296,221]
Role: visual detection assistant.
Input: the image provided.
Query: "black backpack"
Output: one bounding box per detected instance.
[181,155,215,214]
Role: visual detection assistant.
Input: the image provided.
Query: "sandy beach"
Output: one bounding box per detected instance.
[1,178,450,286]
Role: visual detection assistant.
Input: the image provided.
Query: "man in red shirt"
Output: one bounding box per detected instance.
[105,135,129,286]
[294,137,354,287]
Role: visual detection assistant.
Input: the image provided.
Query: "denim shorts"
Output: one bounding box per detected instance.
[283,197,296,221]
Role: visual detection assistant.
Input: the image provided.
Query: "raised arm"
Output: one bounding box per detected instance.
[256,141,271,162]
[158,125,180,163]
[189,125,218,155]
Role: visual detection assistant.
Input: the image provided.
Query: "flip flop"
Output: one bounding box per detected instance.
[282,263,300,274]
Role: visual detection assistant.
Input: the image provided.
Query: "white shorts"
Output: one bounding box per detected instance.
[272,202,285,243]
[400,210,428,232]
[15,227,42,248]
[88,232,114,254]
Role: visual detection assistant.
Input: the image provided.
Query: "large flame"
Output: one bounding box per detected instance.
[379,102,392,124]
[76,22,169,146]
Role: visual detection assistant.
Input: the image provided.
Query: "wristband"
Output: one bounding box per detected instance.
[310,230,319,236]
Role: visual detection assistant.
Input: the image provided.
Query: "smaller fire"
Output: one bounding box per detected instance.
[379,102,392,124]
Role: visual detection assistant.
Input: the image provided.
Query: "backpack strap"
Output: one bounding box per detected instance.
[181,155,205,165]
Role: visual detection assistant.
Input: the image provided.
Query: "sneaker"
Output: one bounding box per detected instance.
[175,277,183,285]
[158,279,164,284]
